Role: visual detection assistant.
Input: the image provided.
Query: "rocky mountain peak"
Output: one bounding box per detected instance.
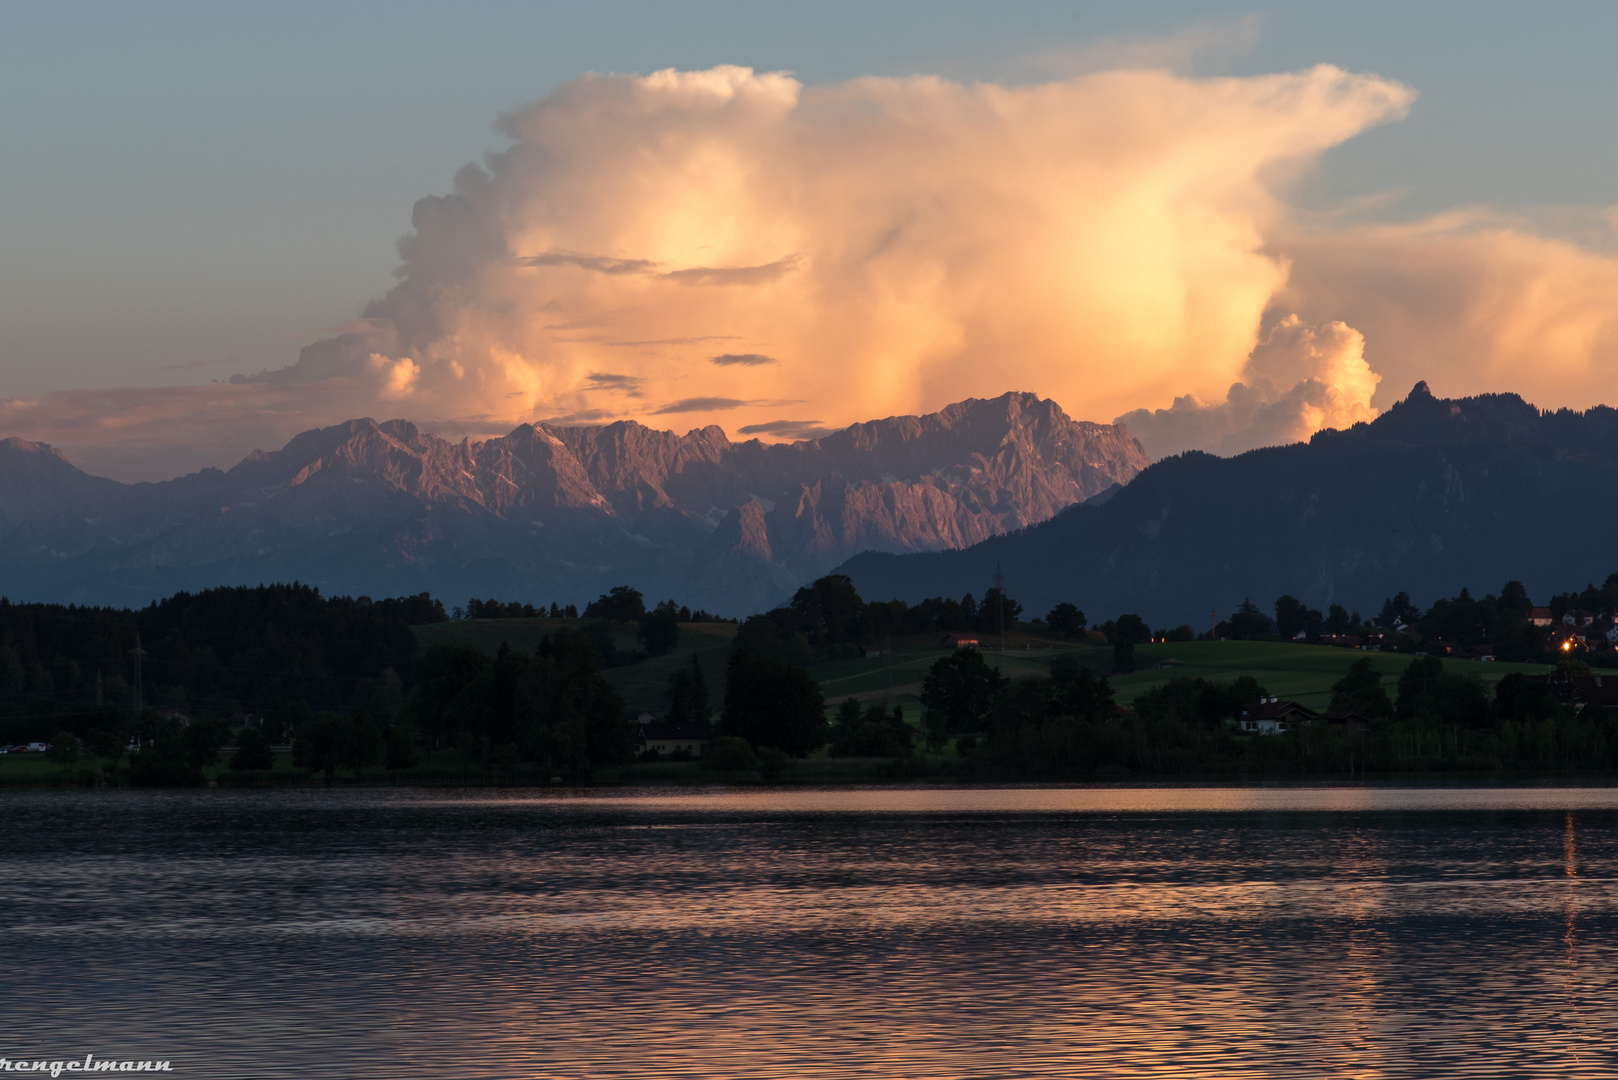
[0,436,67,460]
[0,393,1148,612]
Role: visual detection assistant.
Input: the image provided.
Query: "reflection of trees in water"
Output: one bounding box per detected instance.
[1563,811,1585,1068]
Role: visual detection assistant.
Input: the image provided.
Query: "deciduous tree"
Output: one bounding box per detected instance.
[722,653,827,756]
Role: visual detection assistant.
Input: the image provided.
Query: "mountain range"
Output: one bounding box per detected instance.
[0,392,1147,613]
[840,382,1618,628]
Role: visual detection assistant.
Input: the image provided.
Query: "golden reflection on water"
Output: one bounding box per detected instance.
[5,788,1618,1079]
[467,785,1618,815]
[1563,811,1584,1069]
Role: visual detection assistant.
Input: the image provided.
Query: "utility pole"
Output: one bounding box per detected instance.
[994,562,1007,661]
[885,632,892,704]
[129,634,147,718]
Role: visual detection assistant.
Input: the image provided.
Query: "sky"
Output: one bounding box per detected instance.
[3,1,1618,480]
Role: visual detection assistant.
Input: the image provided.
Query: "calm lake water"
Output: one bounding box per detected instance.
[5,785,1618,1078]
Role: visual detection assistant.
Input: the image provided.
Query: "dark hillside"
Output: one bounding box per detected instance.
[840,383,1618,625]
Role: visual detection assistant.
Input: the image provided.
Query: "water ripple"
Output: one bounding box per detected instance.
[2,787,1616,1078]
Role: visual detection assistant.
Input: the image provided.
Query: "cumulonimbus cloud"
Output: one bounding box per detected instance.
[226,63,1418,445]
[1117,315,1380,458]
[10,61,1618,479]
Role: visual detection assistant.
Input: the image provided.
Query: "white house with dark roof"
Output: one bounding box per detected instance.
[1237,698,1317,735]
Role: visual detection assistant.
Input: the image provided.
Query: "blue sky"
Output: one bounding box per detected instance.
[2,2,1616,480]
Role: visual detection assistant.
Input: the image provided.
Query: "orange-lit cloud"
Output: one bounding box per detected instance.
[1118,315,1380,457]
[230,63,1415,448]
[1273,212,1618,411]
[9,63,1618,481]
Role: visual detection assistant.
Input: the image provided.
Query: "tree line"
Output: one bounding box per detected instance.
[0,585,444,749]
[1207,573,1618,666]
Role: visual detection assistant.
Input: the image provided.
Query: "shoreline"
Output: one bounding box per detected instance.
[5,770,1618,791]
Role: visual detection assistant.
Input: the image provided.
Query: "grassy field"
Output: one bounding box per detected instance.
[0,747,303,786]
[1113,641,1548,710]
[413,617,1555,718]
[810,639,1552,715]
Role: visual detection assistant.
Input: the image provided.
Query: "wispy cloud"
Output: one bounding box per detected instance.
[517,250,659,275]
[540,408,619,424]
[1031,15,1263,77]
[660,255,800,286]
[737,419,836,440]
[518,248,799,289]
[710,353,779,366]
[651,397,748,414]
[607,335,742,347]
[585,372,645,397]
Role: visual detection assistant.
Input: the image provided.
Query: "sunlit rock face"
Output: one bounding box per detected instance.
[0,392,1146,613]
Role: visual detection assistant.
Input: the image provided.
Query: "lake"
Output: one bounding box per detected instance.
[3,785,1617,1078]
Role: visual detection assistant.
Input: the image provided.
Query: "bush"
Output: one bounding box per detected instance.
[128,753,204,787]
[756,747,791,780]
[385,724,420,769]
[706,735,757,772]
[229,727,275,771]
[46,731,80,769]
[830,702,913,758]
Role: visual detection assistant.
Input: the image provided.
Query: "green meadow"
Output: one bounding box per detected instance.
[413,617,1553,719]
[810,639,1551,716]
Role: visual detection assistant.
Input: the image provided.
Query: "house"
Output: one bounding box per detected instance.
[1318,635,1362,649]
[1546,626,1588,653]
[1237,698,1317,735]
[1468,645,1497,661]
[1320,710,1372,733]
[152,708,191,726]
[1538,673,1618,713]
[1530,607,1553,627]
[940,634,980,649]
[1608,625,1618,645]
[637,719,714,759]
[1565,610,1595,627]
